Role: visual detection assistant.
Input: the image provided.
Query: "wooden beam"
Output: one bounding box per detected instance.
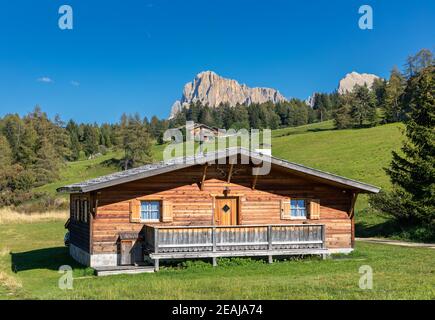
[251,174,258,190]
[227,163,234,183]
[200,164,208,191]
[348,192,358,219]
[348,192,358,249]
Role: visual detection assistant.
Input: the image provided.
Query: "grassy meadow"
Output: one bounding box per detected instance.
[1,122,433,300]
[0,219,433,300]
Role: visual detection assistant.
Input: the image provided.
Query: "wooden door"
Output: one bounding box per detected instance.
[120,240,133,265]
[214,197,238,225]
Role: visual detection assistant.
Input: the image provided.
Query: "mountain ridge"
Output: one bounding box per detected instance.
[170,71,288,118]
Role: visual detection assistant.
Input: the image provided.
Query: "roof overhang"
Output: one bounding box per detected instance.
[57,148,381,194]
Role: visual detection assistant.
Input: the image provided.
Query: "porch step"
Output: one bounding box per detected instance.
[94,265,155,276]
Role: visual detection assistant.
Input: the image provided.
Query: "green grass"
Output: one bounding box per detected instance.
[272,122,404,191]
[271,122,404,212]
[0,221,434,299]
[271,120,336,138]
[34,144,168,196]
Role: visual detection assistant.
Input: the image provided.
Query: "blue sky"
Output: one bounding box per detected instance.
[0,0,434,123]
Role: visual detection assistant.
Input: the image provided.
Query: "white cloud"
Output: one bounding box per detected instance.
[70,80,80,87]
[37,77,53,83]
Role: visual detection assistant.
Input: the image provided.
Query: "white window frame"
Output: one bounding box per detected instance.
[140,200,161,222]
[290,199,307,219]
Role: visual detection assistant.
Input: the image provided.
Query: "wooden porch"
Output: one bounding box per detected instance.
[143,224,328,271]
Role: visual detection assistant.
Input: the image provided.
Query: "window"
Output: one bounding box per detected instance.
[140,201,161,221]
[291,199,307,218]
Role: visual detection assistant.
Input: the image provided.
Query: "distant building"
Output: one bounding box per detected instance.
[182,123,223,142]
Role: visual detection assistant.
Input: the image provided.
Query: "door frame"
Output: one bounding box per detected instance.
[213,196,240,225]
[119,240,133,265]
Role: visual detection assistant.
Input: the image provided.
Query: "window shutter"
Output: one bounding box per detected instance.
[130,199,141,223]
[161,200,173,222]
[309,199,320,220]
[280,198,291,219]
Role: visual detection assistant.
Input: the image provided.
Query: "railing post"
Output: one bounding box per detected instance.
[212,226,217,252]
[267,225,272,250]
[321,225,326,249]
[267,225,273,264]
[154,228,159,254]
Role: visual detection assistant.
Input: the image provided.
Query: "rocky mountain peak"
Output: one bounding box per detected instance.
[338,71,380,94]
[170,71,288,118]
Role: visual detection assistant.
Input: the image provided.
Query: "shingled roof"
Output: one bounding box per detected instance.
[57,147,381,194]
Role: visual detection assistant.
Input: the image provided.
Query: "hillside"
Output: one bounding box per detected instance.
[38,121,403,203]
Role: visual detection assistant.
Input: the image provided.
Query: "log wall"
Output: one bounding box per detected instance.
[83,163,355,255]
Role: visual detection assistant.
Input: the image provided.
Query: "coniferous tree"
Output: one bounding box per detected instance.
[82,125,100,157]
[350,85,377,127]
[66,120,81,160]
[383,67,405,123]
[0,135,12,168]
[32,137,61,185]
[120,114,153,170]
[404,49,434,79]
[370,66,434,228]
[371,78,387,108]
[333,96,353,130]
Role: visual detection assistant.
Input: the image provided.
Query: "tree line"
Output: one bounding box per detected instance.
[329,49,434,129]
[169,99,317,131]
[0,109,168,208]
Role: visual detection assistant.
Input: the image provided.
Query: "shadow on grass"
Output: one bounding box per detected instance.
[355,219,401,238]
[306,127,336,133]
[10,246,87,273]
[274,127,335,138]
[356,220,435,243]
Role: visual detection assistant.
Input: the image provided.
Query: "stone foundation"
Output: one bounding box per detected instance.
[69,244,118,267]
[69,244,90,266]
[90,253,118,267]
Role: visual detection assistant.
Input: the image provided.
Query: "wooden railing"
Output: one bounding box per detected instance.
[143,224,326,254]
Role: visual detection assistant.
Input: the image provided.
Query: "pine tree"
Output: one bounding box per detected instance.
[66,120,81,160]
[0,135,12,168]
[383,67,405,123]
[120,115,153,169]
[82,125,100,157]
[404,49,434,79]
[371,66,434,228]
[350,85,377,127]
[32,137,61,186]
[372,78,387,108]
[333,104,352,129]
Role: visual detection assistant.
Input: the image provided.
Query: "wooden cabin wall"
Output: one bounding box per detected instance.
[69,193,91,252]
[91,164,354,255]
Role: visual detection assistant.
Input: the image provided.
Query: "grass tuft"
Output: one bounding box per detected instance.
[0,208,68,225]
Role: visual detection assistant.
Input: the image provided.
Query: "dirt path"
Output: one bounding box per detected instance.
[356,237,435,249]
